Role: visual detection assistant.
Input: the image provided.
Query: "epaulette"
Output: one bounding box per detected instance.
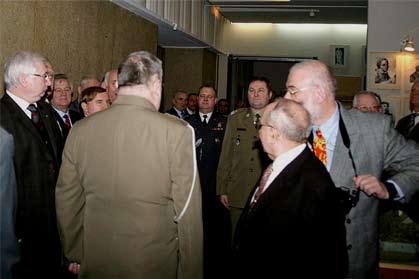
[230,108,246,116]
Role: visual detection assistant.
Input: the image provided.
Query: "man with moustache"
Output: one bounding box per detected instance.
[217,77,272,238]
[284,60,419,278]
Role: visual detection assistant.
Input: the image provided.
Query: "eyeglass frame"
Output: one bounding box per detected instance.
[285,86,310,95]
[31,73,50,81]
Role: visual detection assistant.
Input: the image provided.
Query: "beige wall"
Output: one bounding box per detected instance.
[0,0,157,93]
[163,48,216,111]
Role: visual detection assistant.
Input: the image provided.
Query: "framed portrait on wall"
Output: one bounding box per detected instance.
[330,45,349,68]
[405,54,419,88]
[369,52,400,89]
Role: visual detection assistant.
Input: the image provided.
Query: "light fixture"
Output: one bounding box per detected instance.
[401,26,419,52]
[402,38,415,52]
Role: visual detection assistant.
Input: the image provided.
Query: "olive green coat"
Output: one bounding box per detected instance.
[216,108,267,209]
[56,95,203,279]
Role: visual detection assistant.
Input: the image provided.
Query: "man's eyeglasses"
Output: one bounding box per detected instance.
[285,86,310,95]
[31,73,50,81]
[256,123,274,130]
[355,106,382,112]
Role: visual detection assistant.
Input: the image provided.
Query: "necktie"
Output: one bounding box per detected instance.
[254,113,261,128]
[181,110,186,119]
[63,114,71,129]
[27,104,40,126]
[313,128,327,166]
[202,115,208,126]
[251,164,273,207]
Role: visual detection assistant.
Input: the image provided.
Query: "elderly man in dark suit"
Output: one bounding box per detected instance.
[234,98,347,278]
[284,60,419,279]
[0,51,65,278]
[0,127,20,279]
[166,90,189,118]
[396,80,419,143]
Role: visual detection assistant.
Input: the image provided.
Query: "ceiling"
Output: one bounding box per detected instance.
[207,0,368,24]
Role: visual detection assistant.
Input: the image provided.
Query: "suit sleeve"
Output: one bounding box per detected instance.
[55,129,85,263]
[0,129,20,279]
[169,125,203,279]
[216,117,233,195]
[383,116,419,201]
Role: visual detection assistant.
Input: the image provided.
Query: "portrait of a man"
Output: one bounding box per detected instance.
[375,57,396,84]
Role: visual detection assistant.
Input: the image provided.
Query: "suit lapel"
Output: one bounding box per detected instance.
[38,102,60,160]
[3,94,44,141]
[330,107,360,186]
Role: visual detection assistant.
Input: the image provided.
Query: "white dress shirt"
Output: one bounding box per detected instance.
[6,91,33,119]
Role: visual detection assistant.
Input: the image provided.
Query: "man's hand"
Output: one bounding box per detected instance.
[353,174,389,199]
[219,194,230,209]
[68,262,81,275]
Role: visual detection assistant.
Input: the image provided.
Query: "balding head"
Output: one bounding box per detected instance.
[285,60,337,125]
[259,98,310,159]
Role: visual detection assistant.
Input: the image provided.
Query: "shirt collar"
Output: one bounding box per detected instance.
[271,144,306,175]
[199,111,213,121]
[52,106,69,118]
[312,105,339,142]
[7,90,33,118]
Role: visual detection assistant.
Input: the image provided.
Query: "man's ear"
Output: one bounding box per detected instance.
[18,73,28,88]
[81,102,89,117]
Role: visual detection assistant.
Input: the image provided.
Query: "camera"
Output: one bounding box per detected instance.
[335,187,360,215]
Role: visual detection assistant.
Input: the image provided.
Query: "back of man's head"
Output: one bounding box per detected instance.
[118,51,162,88]
[269,98,311,144]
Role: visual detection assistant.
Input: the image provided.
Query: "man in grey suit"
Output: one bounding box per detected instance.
[0,127,20,279]
[285,60,419,279]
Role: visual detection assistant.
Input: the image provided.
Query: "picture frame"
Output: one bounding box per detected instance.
[369,52,400,89]
[330,45,349,68]
[405,54,419,88]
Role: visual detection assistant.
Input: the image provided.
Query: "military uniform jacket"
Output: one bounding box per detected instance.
[216,108,268,208]
[56,95,203,279]
[185,112,227,196]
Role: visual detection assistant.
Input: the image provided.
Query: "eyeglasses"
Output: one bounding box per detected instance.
[285,86,310,95]
[257,123,274,130]
[31,73,49,81]
[356,106,382,112]
[54,88,72,94]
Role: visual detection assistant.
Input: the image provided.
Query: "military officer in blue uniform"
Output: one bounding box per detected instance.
[216,77,272,240]
[185,85,228,278]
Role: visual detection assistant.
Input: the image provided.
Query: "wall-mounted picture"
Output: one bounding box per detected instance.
[407,55,419,85]
[369,52,400,89]
[330,45,349,68]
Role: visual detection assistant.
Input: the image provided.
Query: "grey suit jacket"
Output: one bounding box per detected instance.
[330,107,419,278]
[0,127,19,279]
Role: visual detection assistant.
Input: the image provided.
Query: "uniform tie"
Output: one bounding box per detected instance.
[202,115,208,126]
[251,163,273,207]
[254,113,261,128]
[313,128,327,166]
[63,114,71,129]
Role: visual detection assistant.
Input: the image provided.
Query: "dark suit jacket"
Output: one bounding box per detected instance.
[52,108,83,140]
[0,127,19,279]
[396,113,419,143]
[0,93,64,277]
[234,147,348,279]
[166,107,189,119]
[185,112,227,197]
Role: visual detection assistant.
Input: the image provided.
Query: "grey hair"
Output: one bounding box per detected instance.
[54,73,73,92]
[4,51,46,89]
[118,51,162,88]
[289,60,337,96]
[268,98,311,143]
[352,91,381,108]
[79,75,99,87]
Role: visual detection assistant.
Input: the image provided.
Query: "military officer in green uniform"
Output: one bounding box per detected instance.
[216,77,272,238]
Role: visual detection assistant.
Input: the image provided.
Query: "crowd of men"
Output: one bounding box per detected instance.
[1,50,419,279]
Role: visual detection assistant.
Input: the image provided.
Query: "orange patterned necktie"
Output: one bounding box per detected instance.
[313,128,327,166]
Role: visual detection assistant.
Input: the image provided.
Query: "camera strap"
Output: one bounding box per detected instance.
[337,103,358,177]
